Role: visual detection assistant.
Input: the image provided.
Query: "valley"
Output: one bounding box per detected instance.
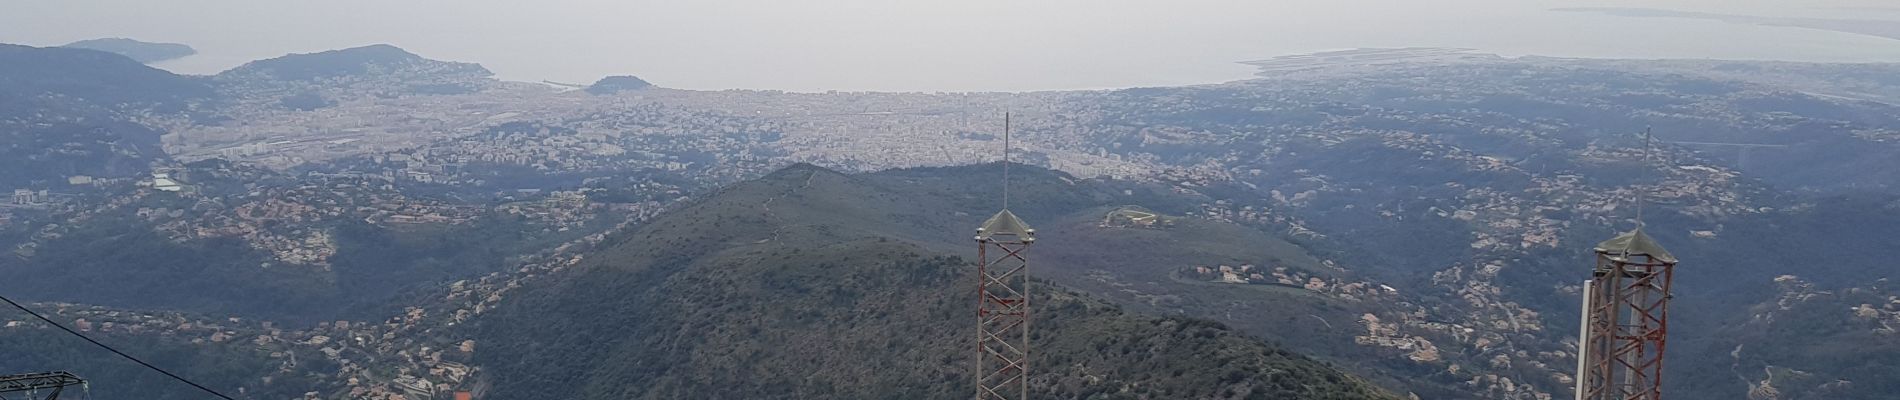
[2,42,1899,399]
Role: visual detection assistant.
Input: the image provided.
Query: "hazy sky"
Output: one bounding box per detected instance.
[6,0,1900,91]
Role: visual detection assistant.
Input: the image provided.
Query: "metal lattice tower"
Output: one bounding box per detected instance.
[974,112,1034,400]
[0,371,87,400]
[975,209,1034,400]
[1576,228,1676,400]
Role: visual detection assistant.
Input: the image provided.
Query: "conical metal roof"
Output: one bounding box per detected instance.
[978,209,1034,237]
[1595,228,1676,263]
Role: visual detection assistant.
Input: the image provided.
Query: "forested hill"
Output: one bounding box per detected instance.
[209,44,496,100]
[217,44,490,82]
[0,43,213,110]
[464,164,1395,399]
[0,44,213,187]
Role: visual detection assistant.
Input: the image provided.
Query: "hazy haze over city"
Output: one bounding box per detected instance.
[7,0,1900,91]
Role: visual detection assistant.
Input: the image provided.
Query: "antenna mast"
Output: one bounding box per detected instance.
[1635,127,1653,228]
[975,112,1034,400]
[1575,126,1678,400]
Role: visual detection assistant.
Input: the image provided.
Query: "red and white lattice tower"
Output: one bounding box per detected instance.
[1576,228,1677,400]
[975,209,1033,400]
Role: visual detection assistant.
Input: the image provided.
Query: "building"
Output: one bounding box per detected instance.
[153,173,184,192]
[216,142,273,159]
[1102,206,1164,228]
[11,189,48,204]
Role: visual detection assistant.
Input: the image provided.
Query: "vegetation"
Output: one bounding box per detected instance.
[0,207,603,324]
[0,44,213,186]
[1065,68,1900,398]
[465,165,1394,399]
[0,44,213,107]
[278,91,334,110]
[586,75,655,94]
[217,44,490,82]
[0,325,318,399]
[0,211,334,319]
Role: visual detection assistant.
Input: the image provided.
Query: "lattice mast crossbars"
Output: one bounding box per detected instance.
[0,371,87,400]
[975,221,1032,400]
[1578,244,1675,400]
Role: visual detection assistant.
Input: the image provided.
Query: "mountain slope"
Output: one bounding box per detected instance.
[0,44,213,108]
[464,164,1393,399]
[1051,61,1900,398]
[61,38,197,63]
[586,75,655,94]
[0,323,318,400]
[0,44,213,187]
[214,44,492,97]
[217,44,487,82]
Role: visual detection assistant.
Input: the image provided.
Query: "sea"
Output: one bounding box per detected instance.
[6,0,1900,92]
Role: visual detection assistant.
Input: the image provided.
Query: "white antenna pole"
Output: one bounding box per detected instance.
[1575,278,1595,400]
[1635,126,1653,229]
[1003,112,1011,210]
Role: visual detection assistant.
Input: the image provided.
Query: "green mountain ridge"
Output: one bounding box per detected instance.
[0,161,623,324]
[464,164,1395,399]
[217,44,490,82]
[0,43,213,187]
[0,43,213,107]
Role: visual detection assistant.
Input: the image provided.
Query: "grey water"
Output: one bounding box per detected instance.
[5,0,1900,92]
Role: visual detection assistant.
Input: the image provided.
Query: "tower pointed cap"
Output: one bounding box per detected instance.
[978,209,1034,237]
[1594,227,1676,263]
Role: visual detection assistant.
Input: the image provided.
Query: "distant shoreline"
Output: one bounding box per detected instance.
[1556,7,1900,42]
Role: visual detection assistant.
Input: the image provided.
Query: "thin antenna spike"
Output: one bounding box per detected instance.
[1636,127,1653,228]
[1003,112,1011,211]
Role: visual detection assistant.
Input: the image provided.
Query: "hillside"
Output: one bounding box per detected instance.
[464,164,1394,399]
[214,44,492,97]
[0,44,213,107]
[0,161,627,324]
[844,165,1468,395]
[586,75,655,94]
[1050,62,1900,398]
[2,210,574,323]
[0,43,213,187]
[0,322,321,400]
[61,38,197,63]
[218,44,487,82]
